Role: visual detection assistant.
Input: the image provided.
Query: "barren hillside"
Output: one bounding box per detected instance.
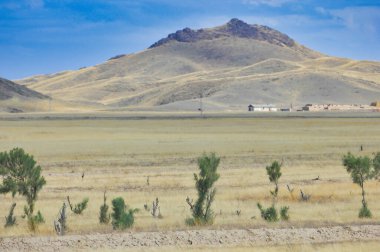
[17,19,380,112]
[0,77,48,112]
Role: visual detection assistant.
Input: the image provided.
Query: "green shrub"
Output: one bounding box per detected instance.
[73,198,89,214]
[257,203,278,222]
[0,148,46,231]
[359,204,372,218]
[4,203,17,227]
[280,206,290,221]
[67,196,89,215]
[34,211,45,223]
[99,191,110,224]
[257,161,289,222]
[266,161,282,201]
[111,197,138,230]
[343,152,380,218]
[186,153,220,226]
[25,208,45,231]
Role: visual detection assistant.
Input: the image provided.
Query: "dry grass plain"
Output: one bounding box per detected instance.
[0,116,380,250]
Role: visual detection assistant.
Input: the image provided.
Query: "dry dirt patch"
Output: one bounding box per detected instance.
[1,224,379,251]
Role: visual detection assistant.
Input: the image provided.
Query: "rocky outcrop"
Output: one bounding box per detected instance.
[150,18,295,48]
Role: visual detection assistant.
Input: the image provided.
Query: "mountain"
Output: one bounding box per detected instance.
[0,77,48,112]
[17,19,380,111]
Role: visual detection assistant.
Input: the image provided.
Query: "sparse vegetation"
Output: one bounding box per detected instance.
[280,206,290,221]
[111,197,138,230]
[257,161,289,222]
[266,161,282,203]
[257,203,278,222]
[99,191,110,224]
[54,202,67,236]
[31,211,45,224]
[67,196,89,215]
[151,197,162,218]
[300,189,311,202]
[1,118,380,236]
[4,203,17,227]
[0,148,46,231]
[342,152,380,218]
[186,153,220,226]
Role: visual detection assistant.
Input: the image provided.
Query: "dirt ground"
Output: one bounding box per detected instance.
[1,224,379,251]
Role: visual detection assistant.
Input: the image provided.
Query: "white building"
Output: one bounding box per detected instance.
[248,104,278,112]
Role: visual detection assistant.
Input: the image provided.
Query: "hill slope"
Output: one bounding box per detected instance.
[0,77,48,112]
[0,77,46,100]
[18,19,380,111]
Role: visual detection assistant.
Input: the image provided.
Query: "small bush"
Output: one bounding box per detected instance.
[111,197,138,230]
[185,217,195,226]
[33,211,45,223]
[257,203,278,222]
[73,198,89,214]
[359,205,372,218]
[257,161,289,222]
[4,203,17,227]
[67,196,89,215]
[26,209,45,231]
[280,206,290,221]
[186,153,220,226]
[99,191,110,224]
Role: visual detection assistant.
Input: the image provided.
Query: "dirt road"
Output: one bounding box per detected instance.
[1,224,380,251]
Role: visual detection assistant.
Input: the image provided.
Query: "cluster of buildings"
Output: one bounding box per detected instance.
[247,101,380,112]
[301,103,380,112]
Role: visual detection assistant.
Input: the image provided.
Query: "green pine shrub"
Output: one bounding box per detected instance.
[111,197,138,230]
[0,148,46,231]
[67,196,89,215]
[185,153,220,226]
[257,203,278,222]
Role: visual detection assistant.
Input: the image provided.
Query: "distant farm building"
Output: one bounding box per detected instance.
[302,103,377,112]
[248,104,278,112]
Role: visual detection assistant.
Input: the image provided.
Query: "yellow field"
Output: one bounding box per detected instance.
[0,117,380,237]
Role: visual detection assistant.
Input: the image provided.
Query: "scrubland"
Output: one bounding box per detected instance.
[0,117,379,250]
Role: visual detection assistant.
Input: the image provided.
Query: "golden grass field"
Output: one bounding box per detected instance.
[0,116,379,244]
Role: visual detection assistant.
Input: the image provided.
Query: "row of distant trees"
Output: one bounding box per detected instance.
[1,148,379,233]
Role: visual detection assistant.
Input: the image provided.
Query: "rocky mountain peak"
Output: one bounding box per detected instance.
[149,18,295,48]
[226,18,251,31]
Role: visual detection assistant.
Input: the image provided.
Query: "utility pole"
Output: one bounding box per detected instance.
[48,94,52,112]
[198,93,203,118]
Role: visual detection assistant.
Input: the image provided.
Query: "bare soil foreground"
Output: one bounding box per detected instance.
[1,224,380,251]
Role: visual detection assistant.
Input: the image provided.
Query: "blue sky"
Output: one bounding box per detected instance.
[1,0,379,80]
